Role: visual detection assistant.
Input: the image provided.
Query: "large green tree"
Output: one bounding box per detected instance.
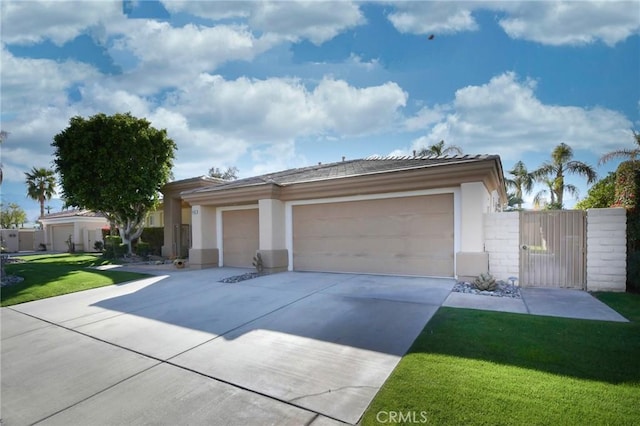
[25,167,57,218]
[575,172,616,209]
[505,161,534,210]
[417,140,463,157]
[0,203,27,228]
[52,112,177,254]
[533,143,597,208]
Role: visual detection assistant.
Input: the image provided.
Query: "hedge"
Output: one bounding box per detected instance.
[615,160,640,292]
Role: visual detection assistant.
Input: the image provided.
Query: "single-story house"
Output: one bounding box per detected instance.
[39,210,108,252]
[161,155,507,279]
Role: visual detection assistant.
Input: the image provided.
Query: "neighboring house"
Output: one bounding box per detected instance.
[162,156,507,279]
[0,228,45,252]
[39,210,108,252]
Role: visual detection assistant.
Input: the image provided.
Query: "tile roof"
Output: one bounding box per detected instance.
[41,209,107,219]
[183,154,500,195]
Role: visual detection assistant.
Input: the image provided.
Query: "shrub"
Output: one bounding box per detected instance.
[94,241,104,252]
[139,227,164,256]
[103,235,126,259]
[136,241,150,258]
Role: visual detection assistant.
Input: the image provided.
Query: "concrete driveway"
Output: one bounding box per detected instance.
[1,269,454,425]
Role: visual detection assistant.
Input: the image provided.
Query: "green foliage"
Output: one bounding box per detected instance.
[52,112,177,253]
[534,143,597,208]
[136,241,150,257]
[575,172,616,209]
[103,235,126,259]
[24,167,57,218]
[505,161,534,210]
[0,203,27,228]
[614,160,640,208]
[627,250,640,293]
[209,166,239,180]
[139,227,164,255]
[613,161,640,291]
[93,240,104,251]
[417,140,462,157]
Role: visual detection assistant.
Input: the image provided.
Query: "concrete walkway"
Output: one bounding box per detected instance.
[443,287,628,322]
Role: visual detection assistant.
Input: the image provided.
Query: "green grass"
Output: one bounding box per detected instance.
[362,295,640,425]
[2,254,149,306]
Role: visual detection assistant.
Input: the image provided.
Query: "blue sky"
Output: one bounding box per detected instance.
[1,0,639,223]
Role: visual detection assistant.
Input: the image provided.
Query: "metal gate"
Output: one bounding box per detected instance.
[519,210,586,288]
[173,224,191,258]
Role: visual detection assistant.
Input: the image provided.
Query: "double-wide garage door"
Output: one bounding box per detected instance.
[292,194,454,276]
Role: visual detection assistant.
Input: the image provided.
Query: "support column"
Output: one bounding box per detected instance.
[161,196,182,258]
[188,205,219,268]
[457,182,490,280]
[257,199,288,272]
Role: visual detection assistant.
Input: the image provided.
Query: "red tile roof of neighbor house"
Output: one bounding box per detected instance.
[182,154,502,195]
[41,209,106,219]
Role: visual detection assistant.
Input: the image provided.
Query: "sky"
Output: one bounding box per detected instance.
[1,0,639,224]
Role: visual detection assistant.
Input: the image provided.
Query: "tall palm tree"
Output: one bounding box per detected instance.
[533,143,596,208]
[417,140,463,157]
[25,167,57,218]
[505,161,534,210]
[599,130,640,165]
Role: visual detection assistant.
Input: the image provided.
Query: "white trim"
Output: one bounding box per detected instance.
[285,188,460,273]
[216,204,259,267]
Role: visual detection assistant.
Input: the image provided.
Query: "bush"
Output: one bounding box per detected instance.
[628,250,640,293]
[103,235,126,259]
[140,227,164,256]
[94,241,104,252]
[136,241,150,258]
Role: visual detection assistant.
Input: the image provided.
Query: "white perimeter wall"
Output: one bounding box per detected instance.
[586,208,626,292]
[483,208,627,292]
[484,212,520,282]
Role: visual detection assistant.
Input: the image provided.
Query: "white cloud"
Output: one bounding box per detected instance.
[0,0,124,45]
[387,2,479,35]
[165,74,407,141]
[405,105,449,131]
[411,72,632,160]
[161,0,365,45]
[249,1,365,45]
[386,1,640,46]
[498,1,640,46]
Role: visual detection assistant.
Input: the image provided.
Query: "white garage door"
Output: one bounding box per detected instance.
[52,225,74,252]
[222,209,259,268]
[292,194,454,276]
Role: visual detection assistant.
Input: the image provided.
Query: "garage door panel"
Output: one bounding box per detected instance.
[293,194,454,276]
[52,225,74,252]
[222,209,259,268]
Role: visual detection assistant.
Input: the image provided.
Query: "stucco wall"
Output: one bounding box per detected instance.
[484,212,520,282]
[586,208,626,292]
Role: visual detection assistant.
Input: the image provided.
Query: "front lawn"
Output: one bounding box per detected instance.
[1,254,149,306]
[362,293,640,425]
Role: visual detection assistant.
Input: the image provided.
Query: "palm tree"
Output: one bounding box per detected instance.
[25,167,57,218]
[417,140,463,157]
[505,161,534,210]
[599,130,640,165]
[533,143,596,208]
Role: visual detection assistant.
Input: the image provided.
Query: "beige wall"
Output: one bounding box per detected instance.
[258,199,286,250]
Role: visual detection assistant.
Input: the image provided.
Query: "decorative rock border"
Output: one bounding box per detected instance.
[453,281,521,298]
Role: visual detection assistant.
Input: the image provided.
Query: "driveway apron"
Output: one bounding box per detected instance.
[1,270,453,425]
